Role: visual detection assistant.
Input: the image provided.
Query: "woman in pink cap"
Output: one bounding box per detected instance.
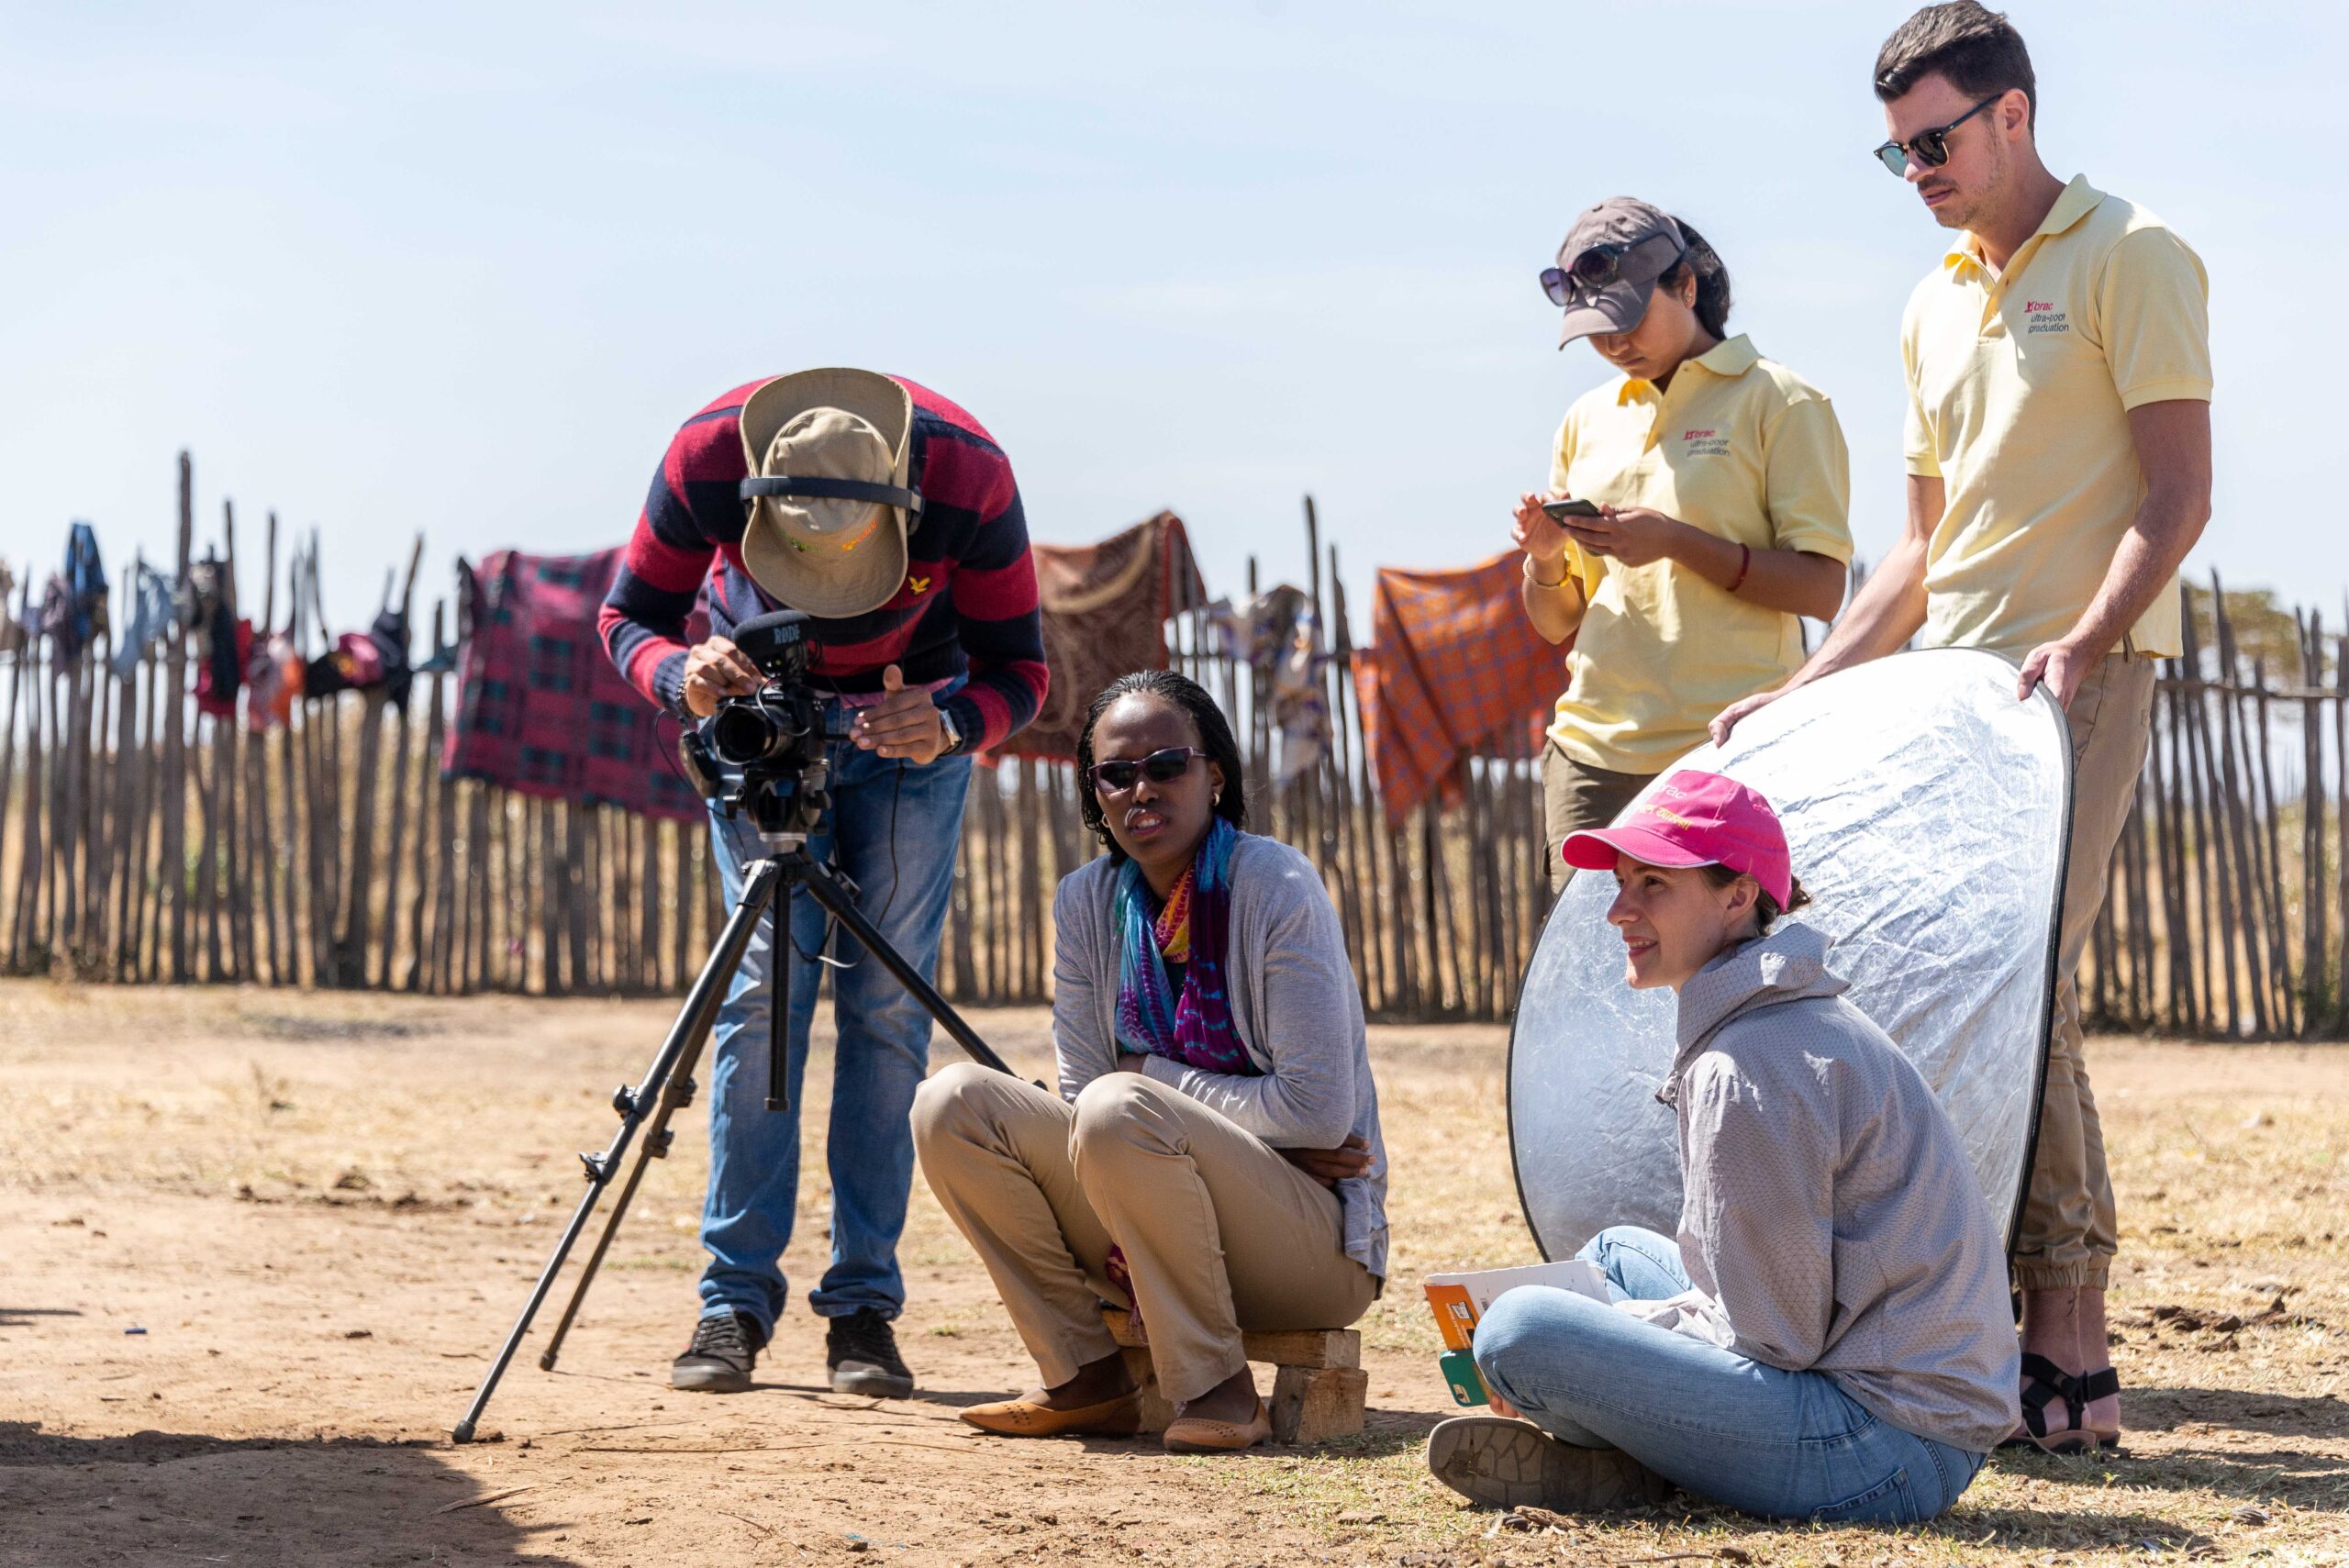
[1427,770,2026,1522]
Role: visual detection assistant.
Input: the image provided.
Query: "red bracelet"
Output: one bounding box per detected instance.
[1725,543,1752,595]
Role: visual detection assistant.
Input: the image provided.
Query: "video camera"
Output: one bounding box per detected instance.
[681,607,846,843]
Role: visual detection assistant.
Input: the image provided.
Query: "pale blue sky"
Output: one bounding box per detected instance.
[3,2,2332,639]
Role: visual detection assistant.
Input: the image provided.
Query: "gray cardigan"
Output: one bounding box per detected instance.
[1052,832,1388,1280]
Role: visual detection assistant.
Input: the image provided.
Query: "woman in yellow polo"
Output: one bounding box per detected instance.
[1514,197,1854,888]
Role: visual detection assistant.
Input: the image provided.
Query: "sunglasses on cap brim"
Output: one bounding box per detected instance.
[1539,233,1687,308]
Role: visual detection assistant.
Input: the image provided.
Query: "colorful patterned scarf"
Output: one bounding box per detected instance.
[1112,814,1253,1074]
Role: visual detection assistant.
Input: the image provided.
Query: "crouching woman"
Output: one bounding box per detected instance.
[913,670,1386,1453]
[1431,771,2019,1523]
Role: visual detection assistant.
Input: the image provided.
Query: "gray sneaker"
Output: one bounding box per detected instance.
[671,1310,765,1394]
[1427,1416,1672,1512]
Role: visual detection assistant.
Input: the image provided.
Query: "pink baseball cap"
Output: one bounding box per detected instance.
[1560,769,1794,906]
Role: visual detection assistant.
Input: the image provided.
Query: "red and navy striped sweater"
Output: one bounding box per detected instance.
[599,375,1047,755]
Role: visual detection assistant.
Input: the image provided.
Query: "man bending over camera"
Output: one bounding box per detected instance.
[601,368,1045,1397]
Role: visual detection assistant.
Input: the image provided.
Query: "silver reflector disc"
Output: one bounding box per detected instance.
[1508,649,2072,1259]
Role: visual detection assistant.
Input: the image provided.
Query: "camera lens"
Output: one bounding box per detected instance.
[709,699,788,766]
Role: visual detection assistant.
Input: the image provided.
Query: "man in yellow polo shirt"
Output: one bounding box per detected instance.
[1712,2,2211,1451]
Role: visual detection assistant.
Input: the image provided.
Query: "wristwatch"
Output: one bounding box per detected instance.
[936,706,963,755]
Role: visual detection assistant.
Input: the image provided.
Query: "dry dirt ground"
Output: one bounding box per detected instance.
[1,983,2344,1568]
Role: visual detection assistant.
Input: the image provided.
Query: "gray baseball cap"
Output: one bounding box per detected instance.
[1548,197,1689,347]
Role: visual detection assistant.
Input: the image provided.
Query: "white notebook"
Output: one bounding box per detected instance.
[1422,1258,1609,1351]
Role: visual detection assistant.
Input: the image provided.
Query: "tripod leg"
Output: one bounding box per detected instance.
[796,853,1018,1078]
[542,850,786,1361]
[537,1029,704,1372]
[452,858,782,1443]
[765,878,792,1113]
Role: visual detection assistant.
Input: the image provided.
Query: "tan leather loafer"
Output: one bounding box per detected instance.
[959,1390,1143,1438]
[1163,1396,1272,1453]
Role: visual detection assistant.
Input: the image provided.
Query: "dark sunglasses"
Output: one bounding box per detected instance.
[1086,746,1208,795]
[1540,237,1686,307]
[1873,92,2004,176]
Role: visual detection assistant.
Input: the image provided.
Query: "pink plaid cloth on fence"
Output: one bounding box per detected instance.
[1357,550,1565,828]
[446,548,710,822]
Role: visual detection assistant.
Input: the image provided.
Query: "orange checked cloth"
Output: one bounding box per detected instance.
[1356,551,1565,828]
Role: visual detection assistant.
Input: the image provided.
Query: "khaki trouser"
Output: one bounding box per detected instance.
[2013,651,2155,1292]
[1541,743,1655,895]
[910,1062,1376,1404]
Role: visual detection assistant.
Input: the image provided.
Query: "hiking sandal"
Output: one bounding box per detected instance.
[1998,1351,2092,1453]
[2077,1365,2122,1450]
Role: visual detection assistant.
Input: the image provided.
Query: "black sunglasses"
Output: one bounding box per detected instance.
[1874,92,2005,176]
[1087,746,1208,795]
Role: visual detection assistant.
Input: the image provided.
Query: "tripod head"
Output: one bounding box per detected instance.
[730,757,832,850]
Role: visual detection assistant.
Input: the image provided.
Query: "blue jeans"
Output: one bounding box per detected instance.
[1473,1226,1987,1524]
[697,732,973,1332]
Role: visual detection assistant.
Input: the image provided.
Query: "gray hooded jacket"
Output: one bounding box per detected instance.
[1651,922,2021,1453]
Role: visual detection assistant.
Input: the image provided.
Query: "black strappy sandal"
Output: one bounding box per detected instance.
[1998,1352,2094,1453]
[2077,1365,2122,1450]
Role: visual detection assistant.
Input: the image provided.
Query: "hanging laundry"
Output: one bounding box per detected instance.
[304,605,414,704]
[63,521,108,649]
[412,635,458,677]
[39,577,78,659]
[184,559,226,636]
[182,557,242,713]
[241,634,274,728]
[1356,550,1563,828]
[1207,584,1308,671]
[998,512,1205,762]
[247,632,304,729]
[306,632,379,697]
[195,619,254,719]
[173,568,201,636]
[1268,600,1331,784]
[1205,585,1332,784]
[367,607,414,706]
[445,547,709,821]
[111,561,175,675]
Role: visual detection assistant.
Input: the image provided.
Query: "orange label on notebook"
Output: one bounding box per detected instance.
[1422,1282,1481,1352]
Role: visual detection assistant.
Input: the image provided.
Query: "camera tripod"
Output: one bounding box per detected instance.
[451,834,1016,1443]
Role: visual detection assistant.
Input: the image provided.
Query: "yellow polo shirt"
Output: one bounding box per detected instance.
[1545,334,1853,774]
[1904,175,2211,659]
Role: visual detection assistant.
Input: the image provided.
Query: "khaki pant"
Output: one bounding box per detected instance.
[1541,743,1654,894]
[2013,652,2155,1292]
[910,1062,1376,1403]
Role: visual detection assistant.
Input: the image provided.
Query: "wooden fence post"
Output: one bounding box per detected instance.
[162,453,193,981]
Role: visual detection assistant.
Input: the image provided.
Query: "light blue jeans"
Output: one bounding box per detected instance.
[1473,1226,1987,1524]
[697,732,974,1333]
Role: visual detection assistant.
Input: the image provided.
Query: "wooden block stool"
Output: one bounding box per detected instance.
[1101,1307,1368,1445]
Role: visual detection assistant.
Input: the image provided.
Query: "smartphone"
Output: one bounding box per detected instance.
[1541,497,1602,521]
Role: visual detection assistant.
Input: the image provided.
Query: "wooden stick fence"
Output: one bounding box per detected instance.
[2079,579,2349,1039]
[2,459,2331,1033]
[0,479,1553,1018]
